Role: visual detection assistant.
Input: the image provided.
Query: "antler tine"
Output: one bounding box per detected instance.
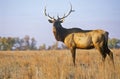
[48,14,54,19]
[57,14,60,19]
[60,3,75,19]
[44,6,54,19]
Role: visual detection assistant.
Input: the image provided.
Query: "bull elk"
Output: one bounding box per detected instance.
[44,4,114,67]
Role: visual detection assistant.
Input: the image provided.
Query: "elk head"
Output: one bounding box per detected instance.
[44,4,75,26]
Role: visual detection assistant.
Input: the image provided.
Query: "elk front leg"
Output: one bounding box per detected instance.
[70,48,76,66]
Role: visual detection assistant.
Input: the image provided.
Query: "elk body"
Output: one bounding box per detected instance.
[44,4,114,67]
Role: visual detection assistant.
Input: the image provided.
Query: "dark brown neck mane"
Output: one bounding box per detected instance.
[53,21,84,42]
[53,22,67,42]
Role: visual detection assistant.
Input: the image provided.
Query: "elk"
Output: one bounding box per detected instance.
[44,4,114,67]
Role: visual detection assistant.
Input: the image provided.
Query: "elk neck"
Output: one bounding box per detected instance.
[52,22,67,42]
[52,21,93,42]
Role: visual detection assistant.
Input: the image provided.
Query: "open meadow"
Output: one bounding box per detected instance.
[0,49,120,79]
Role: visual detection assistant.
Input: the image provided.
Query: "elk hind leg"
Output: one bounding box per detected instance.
[97,47,107,74]
[96,47,107,66]
[97,47,107,62]
[106,48,115,69]
[102,53,107,63]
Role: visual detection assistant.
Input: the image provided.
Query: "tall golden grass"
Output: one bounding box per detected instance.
[0,49,120,79]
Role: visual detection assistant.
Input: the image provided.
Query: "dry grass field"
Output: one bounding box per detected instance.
[0,49,120,79]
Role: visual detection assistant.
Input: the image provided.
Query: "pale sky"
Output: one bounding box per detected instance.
[0,0,120,46]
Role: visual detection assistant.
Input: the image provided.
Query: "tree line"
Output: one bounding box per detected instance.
[0,35,37,50]
[0,36,120,51]
[108,38,120,49]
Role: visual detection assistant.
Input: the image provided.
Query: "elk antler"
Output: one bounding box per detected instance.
[44,6,54,19]
[59,3,75,20]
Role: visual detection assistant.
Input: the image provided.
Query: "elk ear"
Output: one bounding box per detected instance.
[48,19,54,23]
[60,19,64,23]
